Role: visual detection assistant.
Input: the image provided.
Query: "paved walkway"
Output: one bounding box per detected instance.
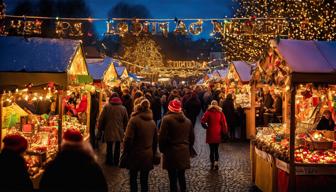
[96,120,258,192]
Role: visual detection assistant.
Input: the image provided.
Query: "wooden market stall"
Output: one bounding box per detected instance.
[88,57,120,111]
[251,39,336,192]
[0,36,92,188]
[225,61,254,139]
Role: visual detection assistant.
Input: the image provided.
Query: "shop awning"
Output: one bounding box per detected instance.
[232,61,253,83]
[277,39,336,73]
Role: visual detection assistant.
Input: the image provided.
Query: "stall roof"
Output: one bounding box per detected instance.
[232,61,253,83]
[87,57,112,80]
[0,36,81,72]
[115,66,126,77]
[217,69,228,78]
[277,39,336,73]
[128,73,139,80]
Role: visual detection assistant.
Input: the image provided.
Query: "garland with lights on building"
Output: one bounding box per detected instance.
[221,0,336,62]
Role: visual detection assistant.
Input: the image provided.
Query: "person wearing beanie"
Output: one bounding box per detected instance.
[39,129,107,192]
[123,98,158,192]
[97,95,129,166]
[201,100,228,170]
[0,134,33,192]
[159,99,195,192]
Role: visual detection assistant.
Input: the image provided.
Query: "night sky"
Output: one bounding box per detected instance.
[5,0,236,39]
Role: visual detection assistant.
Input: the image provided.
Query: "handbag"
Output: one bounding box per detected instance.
[201,122,208,129]
[119,151,128,168]
[153,152,161,165]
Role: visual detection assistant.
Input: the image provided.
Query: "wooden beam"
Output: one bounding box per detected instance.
[289,83,296,191]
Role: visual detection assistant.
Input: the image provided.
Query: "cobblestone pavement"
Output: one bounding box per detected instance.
[96,120,259,192]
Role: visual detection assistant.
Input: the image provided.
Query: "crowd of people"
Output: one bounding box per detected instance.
[0,83,249,192]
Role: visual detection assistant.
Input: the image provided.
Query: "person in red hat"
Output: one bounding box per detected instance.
[159,99,195,192]
[39,129,107,192]
[0,134,33,192]
[97,95,129,166]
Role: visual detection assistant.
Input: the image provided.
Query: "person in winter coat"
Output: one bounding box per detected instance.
[123,98,158,192]
[40,129,107,192]
[222,94,236,140]
[121,88,134,117]
[151,91,162,127]
[0,134,33,192]
[167,89,180,104]
[201,100,228,170]
[182,89,202,128]
[97,96,129,166]
[159,99,195,192]
[90,90,100,149]
[202,87,213,112]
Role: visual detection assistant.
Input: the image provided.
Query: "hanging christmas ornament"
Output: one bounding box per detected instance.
[159,22,169,37]
[117,22,128,36]
[174,19,187,35]
[189,19,203,35]
[143,21,150,33]
[211,20,224,36]
[131,19,143,36]
[151,22,157,35]
[106,19,115,34]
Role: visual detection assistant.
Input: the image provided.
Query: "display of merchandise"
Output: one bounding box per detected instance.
[62,115,88,137]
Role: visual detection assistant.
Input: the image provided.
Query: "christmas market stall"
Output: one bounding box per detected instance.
[225,61,254,139]
[88,57,120,111]
[0,36,92,186]
[251,39,336,192]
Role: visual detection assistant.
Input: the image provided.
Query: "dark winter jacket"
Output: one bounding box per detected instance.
[151,95,162,122]
[182,92,202,127]
[201,105,228,144]
[39,144,107,192]
[159,112,195,170]
[123,109,157,171]
[222,97,236,129]
[97,99,129,142]
[121,94,134,117]
[0,149,33,192]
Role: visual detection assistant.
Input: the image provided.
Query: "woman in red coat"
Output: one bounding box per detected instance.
[201,100,228,170]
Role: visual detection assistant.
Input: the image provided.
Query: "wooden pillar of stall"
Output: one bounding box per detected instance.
[57,93,63,151]
[289,83,296,191]
[247,84,256,139]
[0,94,2,149]
[99,90,103,112]
[85,92,91,141]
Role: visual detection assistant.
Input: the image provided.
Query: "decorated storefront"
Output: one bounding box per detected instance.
[225,61,254,139]
[250,39,336,192]
[0,36,92,187]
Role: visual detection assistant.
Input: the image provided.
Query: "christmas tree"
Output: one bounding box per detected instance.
[122,36,163,76]
[222,0,336,62]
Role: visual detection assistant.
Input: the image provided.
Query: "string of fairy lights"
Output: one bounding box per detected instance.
[223,0,336,62]
[1,1,335,69]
